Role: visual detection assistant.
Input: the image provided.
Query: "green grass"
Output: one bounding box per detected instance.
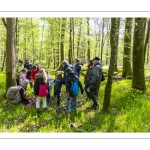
[1,70,150,132]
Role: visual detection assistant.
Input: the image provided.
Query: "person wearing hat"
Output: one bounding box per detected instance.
[24,59,33,88]
[16,59,24,85]
[88,57,103,110]
[84,59,94,100]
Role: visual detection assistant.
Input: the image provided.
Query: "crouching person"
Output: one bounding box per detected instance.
[6,79,30,105]
[65,67,83,114]
[34,69,48,112]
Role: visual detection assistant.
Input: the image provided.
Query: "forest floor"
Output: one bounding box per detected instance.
[1,69,150,132]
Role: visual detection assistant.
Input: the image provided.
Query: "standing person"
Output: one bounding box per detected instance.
[60,60,69,84]
[65,67,84,114]
[73,59,83,78]
[24,59,33,88]
[89,57,102,110]
[34,69,48,112]
[46,70,54,104]
[54,74,62,106]
[84,59,94,100]
[16,59,24,85]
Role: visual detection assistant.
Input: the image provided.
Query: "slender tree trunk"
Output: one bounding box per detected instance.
[122,18,133,78]
[6,18,16,90]
[87,17,90,60]
[31,18,35,64]
[132,18,146,91]
[144,18,150,63]
[102,18,120,112]
[101,18,105,62]
[77,19,82,59]
[1,51,6,71]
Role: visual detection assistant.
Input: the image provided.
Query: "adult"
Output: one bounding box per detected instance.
[89,57,102,110]
[73,59,83,78]
[16,59,24,85]
[24,59,33,88]
[84,59,94,100]
[60,60,69,84]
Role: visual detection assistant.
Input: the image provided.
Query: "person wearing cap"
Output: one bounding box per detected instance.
[60,60,69,84]
[16,59,24,85]
[84,59,94,100]
[88,57,103,110]
[18,79,30,105]
[24,60,33,88]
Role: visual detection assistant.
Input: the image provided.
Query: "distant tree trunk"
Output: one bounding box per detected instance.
[146,44,149,65]
[132,18,146,91]
[68,18,73,64]
[87,17,90,60]
[6,18,16,90]
[102,18,120,112]
[1,51,6,71]
[106,20,110,65]
[144,18,150,63]
[77,19,82,59]
[15,18,18,60]
[72,18,75,62]
[60,18,66,62]
[122,18,133,78]
[101,18,105,62]
[114,18,120,71]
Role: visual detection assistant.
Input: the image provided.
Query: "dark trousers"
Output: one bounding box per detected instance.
[56,91,61,106]
[89,86,100,107]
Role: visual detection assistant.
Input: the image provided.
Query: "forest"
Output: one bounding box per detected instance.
[0,17,150,132]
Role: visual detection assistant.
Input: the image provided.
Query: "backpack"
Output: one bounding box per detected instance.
[101,72,105,82]
[6,86,22,103]
[38,84,48,97]
[71,80,79,96]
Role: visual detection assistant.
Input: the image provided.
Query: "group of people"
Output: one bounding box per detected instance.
[13,56,103,114]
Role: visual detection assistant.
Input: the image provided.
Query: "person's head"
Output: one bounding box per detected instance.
[45,70,49,76]
[56,74,62,80]
[92,57,100,65]
[21,68,28,74]
[88,59,93,67]
[32,65,38,71]
[21,79,30,88]
[18,59,23,65]
[61,60,69,67]
[65,67,72,75]
[75,58,80,64]
[40,69,47,83]
[24,59,29,65]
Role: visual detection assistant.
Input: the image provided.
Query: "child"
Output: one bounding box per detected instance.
[34,69,48,111]
[54,73,62,106]
[45,70,54,104]
[16,59,24,85]
[19,68,28,85]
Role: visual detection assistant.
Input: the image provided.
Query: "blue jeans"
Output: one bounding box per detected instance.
[84,85,90,98]
[67,95,78,113]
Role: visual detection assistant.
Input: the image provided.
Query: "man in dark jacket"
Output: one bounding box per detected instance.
[89,57,102,110]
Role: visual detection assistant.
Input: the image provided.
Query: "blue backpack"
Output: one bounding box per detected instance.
[71,80,79,95]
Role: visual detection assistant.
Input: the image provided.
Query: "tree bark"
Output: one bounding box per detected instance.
[102,18,120,112]
[132,18,146,91]
[122,18,133,78]
[6,18,16,90]
[87,17,90,60]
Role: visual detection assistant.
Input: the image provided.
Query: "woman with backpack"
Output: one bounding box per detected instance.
[34,69,48,112]
[65,67,83,114]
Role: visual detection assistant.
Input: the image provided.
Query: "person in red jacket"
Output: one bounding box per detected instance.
[30,64,41,93]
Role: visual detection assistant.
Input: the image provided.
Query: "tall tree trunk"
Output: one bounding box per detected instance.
[101,18,105,62]
[31,18,35,64]
[132,18,146,91]
[60,18,66,62]
[77,19,82,59]
[68,18,73,64]
[102,18,120,112]
[114,18,120,71]
[72,18,75,62]
[6,18,16,90]
[87,17,90,60]
[24,18,27,60]
[1,51,6,71]
[122,18,133,78]
[144,18,150,63]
